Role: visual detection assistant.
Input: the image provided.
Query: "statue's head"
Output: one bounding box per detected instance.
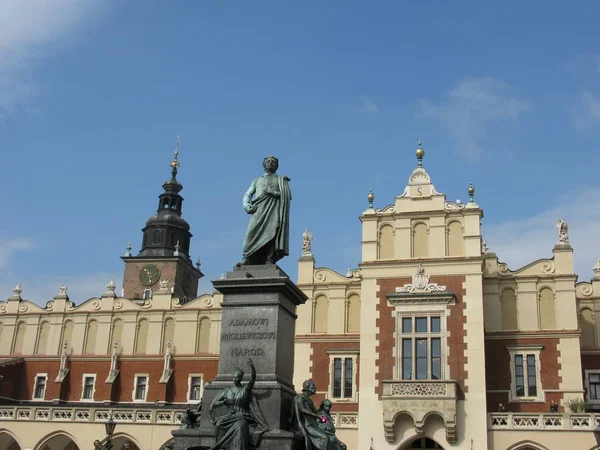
[262,155,279,173]
[233,368,244,385]
[302,379,316,395]
[319,399,332,413]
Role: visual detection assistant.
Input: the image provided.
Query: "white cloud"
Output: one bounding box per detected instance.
[0,235,32,269]
[576,91,600,130]
[483,187,600,280]
[363,96,380,113]
[417,77,531,158]
[0,0,105,119]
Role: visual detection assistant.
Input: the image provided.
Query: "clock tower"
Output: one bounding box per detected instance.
[121,140,203,302]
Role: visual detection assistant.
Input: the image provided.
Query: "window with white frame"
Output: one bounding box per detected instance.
[327,352,358,402]
[33,374,47,400]
[133,375,149,402]
[143,289,152,300]
[400,315,443,380]
[81,374,96,400]
[585,370,600,404]
[188,375,203,402]
[507,345,543,402]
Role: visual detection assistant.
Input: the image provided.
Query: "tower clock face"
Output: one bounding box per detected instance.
[139,264,161,286]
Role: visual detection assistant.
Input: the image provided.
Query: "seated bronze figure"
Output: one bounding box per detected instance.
[291,380,347,450]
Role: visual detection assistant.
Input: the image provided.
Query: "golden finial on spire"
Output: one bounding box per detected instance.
[415,141,425,167]
[170,135,180,169]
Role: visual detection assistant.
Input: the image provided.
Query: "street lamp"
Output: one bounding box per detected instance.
[94,416,116,449]
[594,424,600,449]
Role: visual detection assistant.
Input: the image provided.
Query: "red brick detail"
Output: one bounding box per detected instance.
[308,341,359,411]
[0,357,218,403]
[485,337,562,412]
[375,276,468,399]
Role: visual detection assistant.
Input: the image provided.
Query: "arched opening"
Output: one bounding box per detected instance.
[506,441,549,450]
[501,288,518,330]
[313,295,328,333]
[35,432,81,450]
[379,224,395,259]
[109,319,124,353]
[60,320,74,354]
[111,434,141,450]
[0,430,22,450]
[412,223,429,258]
[401,436,444,449]
[538,287,556,329]
[446,221,464,256]
[12,321,26,354]
[346,294,360,333]
[162,317,175,353]
[135,318,149,354]
[163,198,169,209]
[171,232,180,247]
[84,320,98,354]
[196,317,211,353]
[152,230,161,245]
[35,321,51,355]
[580,308,596,348]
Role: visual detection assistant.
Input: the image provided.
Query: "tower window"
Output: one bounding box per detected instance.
[143,289,152,300]
[153,230,161,244]
[163,199,169,209]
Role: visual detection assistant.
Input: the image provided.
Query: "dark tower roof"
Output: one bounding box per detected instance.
[138,143,193,260]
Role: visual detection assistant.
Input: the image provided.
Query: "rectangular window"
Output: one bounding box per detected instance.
[33,376,46,399]
[189,376,203,401]
[527,355,537,397]
[514,355,525,396]
[135,376,148,401]
[508,347,542,402]
[333,358,342,398]
[82,376,95,400]
[590,374,600,400]
[400,315,444,380]
[343,358,353,398]
[330,356,356,400]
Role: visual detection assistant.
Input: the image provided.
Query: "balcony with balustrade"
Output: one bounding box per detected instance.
[488,412,600,431]
[381,380,458,444]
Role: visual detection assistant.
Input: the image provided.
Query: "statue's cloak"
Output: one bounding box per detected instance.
[242,174,291,262]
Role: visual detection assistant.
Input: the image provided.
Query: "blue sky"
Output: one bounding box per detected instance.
[1,1,599,303]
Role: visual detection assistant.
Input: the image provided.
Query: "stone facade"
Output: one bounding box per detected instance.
[1,145,600,450]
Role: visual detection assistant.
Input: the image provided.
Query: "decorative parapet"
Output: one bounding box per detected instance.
[0,405,186,426]
[329,412,358,429]
[382,380,458,444]
[489,412,600,431]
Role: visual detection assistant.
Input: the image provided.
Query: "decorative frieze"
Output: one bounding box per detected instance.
[489,413,600,431]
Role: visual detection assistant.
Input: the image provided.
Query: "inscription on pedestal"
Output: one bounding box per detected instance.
[222,318,276,357]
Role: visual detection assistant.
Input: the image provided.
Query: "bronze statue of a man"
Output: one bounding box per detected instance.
[239,156,291,265]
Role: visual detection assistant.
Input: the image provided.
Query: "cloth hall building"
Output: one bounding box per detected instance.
[1,145,600,450]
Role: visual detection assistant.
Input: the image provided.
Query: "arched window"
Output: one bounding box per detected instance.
[346,294,361,333]
[412,223,429,258]
[501,288,518,330]
[378,224,395,260]
[60,320,74,354]
[313,295,328,333]
[196,317,211,353]
[109,319,123,353]
[447,221,464,256]
[12,322,26,354]
[152,230,161,244]
[580,308,596,348]
[539,287,556,329]
[35,321,51,355]
[171,233,180,247]
[135,319,150,354]
[163,199,169,209]
[162,318,175,353]
[84,320,98,354]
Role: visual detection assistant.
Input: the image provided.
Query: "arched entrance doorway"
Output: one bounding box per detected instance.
[112,435,141,450]
[0,431,21,450]
[36,432,81,450]
[403,436,444,449]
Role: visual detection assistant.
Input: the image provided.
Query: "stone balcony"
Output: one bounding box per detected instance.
[488,412,600,431]
[381,380,458,443]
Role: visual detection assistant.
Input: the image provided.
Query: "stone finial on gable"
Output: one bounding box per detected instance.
[593,259,600,279]
[103,279,117,298]
[9,282,22,301]
[301,228,314,257]
[54,285,69,300]
[555,219,570,245]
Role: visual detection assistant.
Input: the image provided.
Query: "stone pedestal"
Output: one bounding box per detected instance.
[173,264,307,450]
